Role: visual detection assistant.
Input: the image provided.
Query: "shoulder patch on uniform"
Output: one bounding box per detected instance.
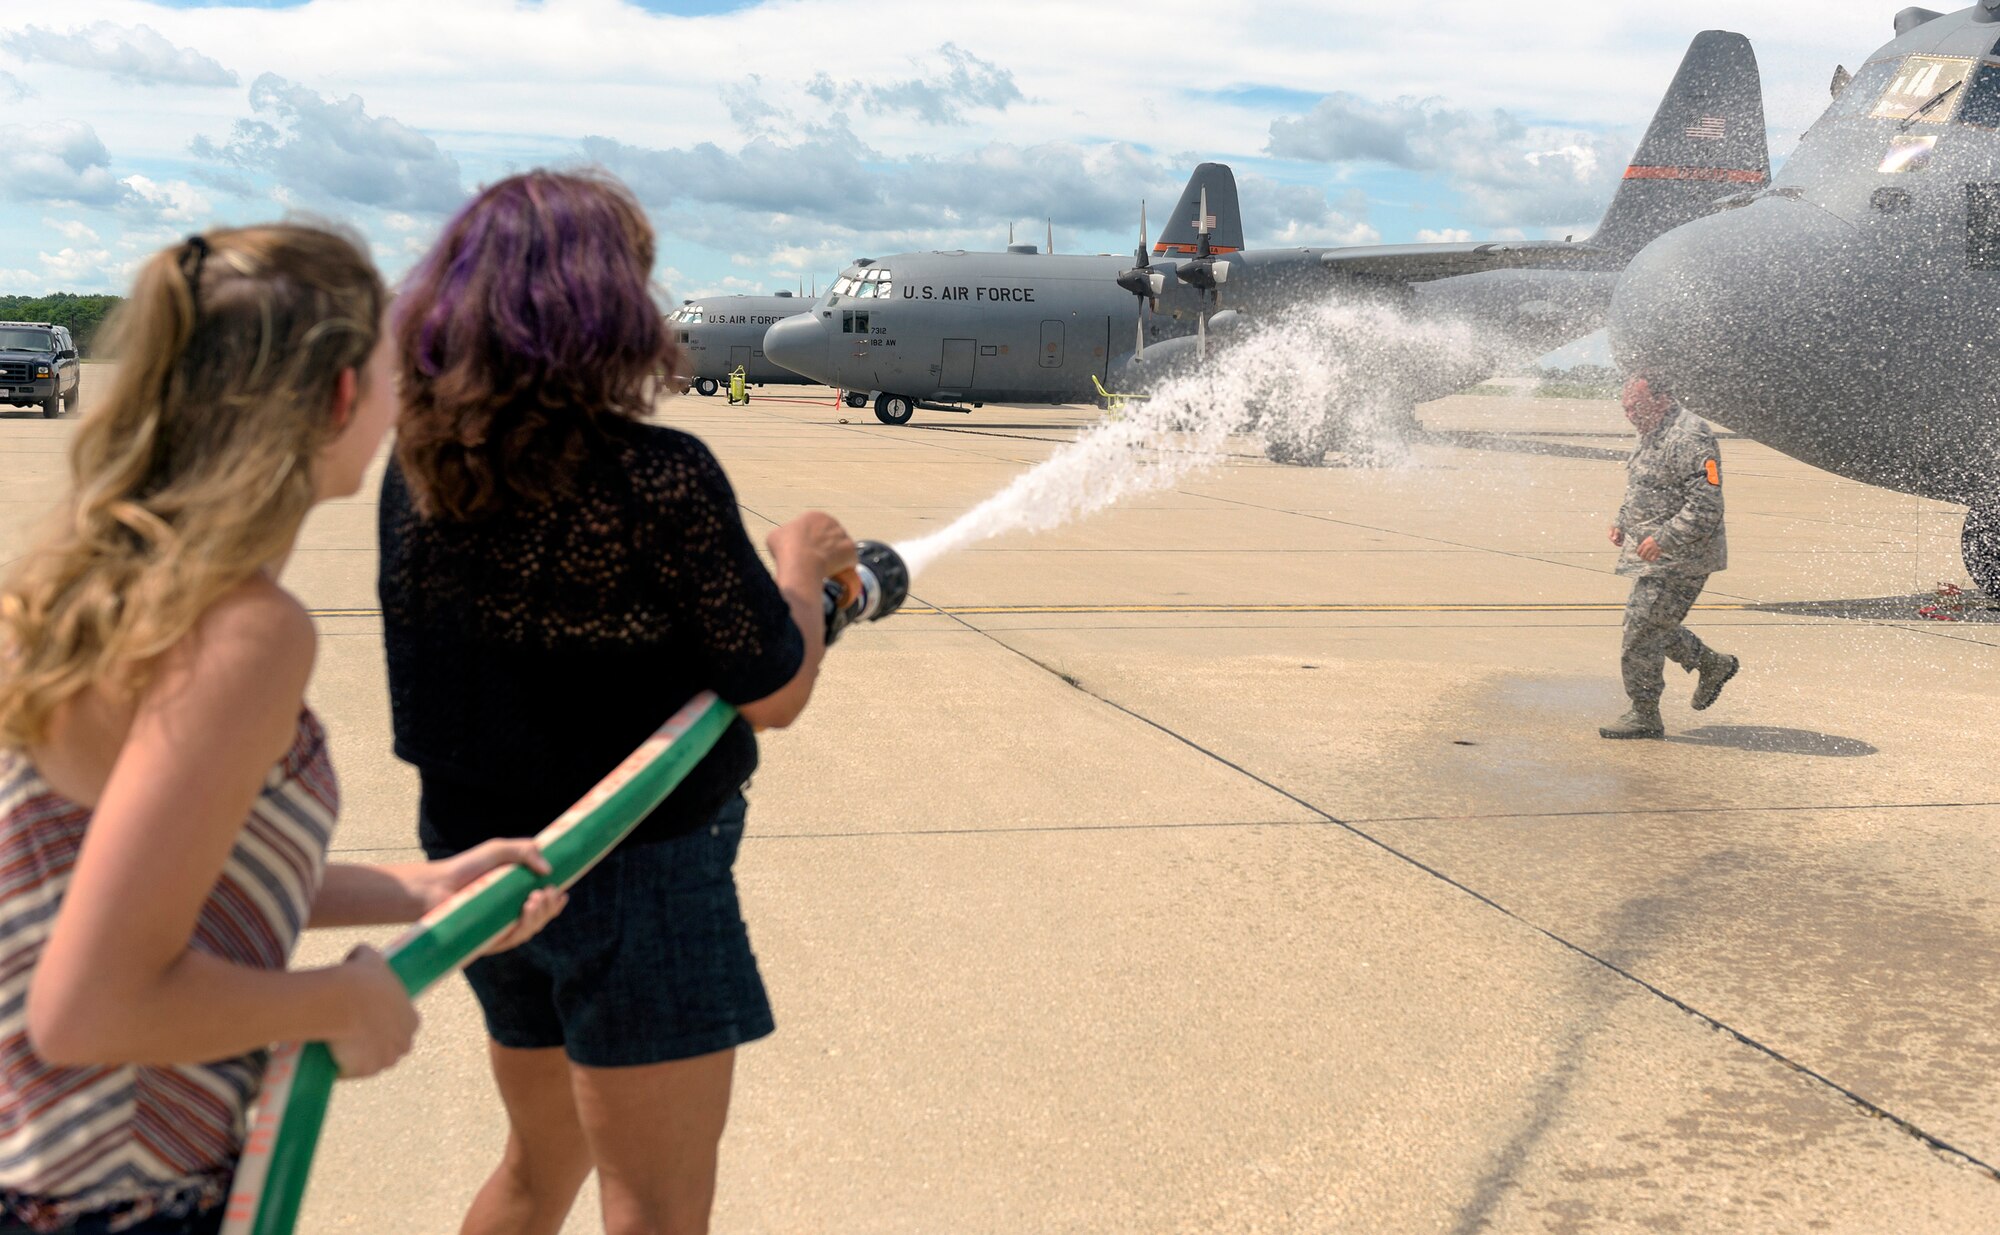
[1705,458,1721,486]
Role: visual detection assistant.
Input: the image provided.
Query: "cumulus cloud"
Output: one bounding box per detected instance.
[0,121,125,206]
[1415,228,1474,243]
[1267,93,1631,228]
[44,217,99,243]
[191,73,464,213]
[1236,175,1379,247]
[0,71,30,103]
[721,77,787,135]
[121,174,212,225]
[1,22,237,88]
[805,43,1022,125]
[39,245,117,284]
[582,123,1384,283]
[585,122,1183,248]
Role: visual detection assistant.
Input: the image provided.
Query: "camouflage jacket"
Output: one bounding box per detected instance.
[1616,406,1727,577]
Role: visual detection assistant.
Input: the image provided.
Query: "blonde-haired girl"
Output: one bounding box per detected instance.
[0,225,561,1235]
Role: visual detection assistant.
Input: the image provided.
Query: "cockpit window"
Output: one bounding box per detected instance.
[1870,55,1974,123]
[1823,59,1900,121]
[1961,63,2000,129]
[668,306,704,323]
[843,268,893,299]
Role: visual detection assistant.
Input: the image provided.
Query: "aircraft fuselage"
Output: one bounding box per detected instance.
[764,249,1614,409]
[1611,6,2000,507]
[670,294,815,386]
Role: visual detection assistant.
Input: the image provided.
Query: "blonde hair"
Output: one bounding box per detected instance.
[0,224,385,747]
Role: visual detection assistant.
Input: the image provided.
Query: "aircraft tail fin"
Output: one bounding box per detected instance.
[1153,163,1244,256]
[1590,31,1769,259]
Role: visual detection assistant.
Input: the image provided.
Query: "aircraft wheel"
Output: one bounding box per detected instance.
[1961,506,2000,596]
[844,391,869,409]
[693,377,719,397]
[875,394,915,426]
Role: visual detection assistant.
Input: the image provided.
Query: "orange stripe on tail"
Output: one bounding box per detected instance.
[1623,166,1766,183]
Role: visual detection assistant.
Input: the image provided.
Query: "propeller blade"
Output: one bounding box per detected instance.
[1198,310,1206,361]
[1047,218,1054,256]
[1136,312,1145,361]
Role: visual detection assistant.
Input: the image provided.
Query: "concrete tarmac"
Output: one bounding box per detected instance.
[3,381,1998,1232]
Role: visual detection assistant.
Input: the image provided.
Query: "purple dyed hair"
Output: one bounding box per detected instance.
[393,169,680,519]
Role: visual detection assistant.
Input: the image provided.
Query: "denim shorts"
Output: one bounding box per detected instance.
[424,794,774,1068]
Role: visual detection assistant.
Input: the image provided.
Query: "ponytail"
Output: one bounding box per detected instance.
[0,224,384,747]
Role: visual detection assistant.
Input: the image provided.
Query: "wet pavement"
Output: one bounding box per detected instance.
[3,379,1996,1232]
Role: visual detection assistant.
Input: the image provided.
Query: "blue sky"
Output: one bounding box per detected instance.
[0,0,1879,308]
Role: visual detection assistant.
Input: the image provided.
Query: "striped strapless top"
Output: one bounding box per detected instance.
[0,710,337,1231]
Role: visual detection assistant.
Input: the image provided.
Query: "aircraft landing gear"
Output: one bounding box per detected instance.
[693,377,719,397]
[875,393,915,426]
[1262,413,1343,467]
[844,391,869,409]
[1962,506,2000,596]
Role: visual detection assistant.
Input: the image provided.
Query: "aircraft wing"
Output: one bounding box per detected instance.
[1317,240,1615,284]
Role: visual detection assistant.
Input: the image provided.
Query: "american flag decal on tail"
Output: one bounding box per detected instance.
[1685,115,1728,141]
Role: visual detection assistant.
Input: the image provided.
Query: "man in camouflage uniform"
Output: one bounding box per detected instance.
[1602,375,1740,739]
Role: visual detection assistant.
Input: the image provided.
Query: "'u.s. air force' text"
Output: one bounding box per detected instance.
[906,286,1036,302]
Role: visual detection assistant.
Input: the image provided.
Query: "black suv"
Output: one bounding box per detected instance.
[0,322,80,418]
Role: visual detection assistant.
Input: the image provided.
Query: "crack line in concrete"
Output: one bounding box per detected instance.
[1357,799,2000,824]
[922,598,2000,1185]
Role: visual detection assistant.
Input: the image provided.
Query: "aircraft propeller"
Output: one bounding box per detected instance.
[1177,187,1231,358]
[1115,201,1165,359]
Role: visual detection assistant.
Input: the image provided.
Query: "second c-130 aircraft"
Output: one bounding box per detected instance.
[766,31,1769,462]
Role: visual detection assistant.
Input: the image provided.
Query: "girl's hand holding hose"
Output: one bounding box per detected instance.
[415,839,568,957]
[327,946,418,1079]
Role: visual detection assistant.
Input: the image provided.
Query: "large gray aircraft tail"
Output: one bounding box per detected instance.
[1153,163,1244,255]
[1590,30,1768,259]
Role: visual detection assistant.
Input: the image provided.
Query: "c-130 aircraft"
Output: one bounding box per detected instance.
[670,292,825,398]
[765,162,1247,425]
[765,31,1769,461]
[1611,2,2000,594]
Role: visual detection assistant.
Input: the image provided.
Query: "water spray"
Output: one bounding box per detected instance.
[889,297,1489,583]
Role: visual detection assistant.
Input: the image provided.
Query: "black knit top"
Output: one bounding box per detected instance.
[378,421,804,851]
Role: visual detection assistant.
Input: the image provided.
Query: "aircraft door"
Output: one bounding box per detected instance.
[941,338,977,388]
[1039,320,1064,369]
[730,344,752,370]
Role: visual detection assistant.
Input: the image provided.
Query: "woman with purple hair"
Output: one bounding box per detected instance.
[380,170,854,1235]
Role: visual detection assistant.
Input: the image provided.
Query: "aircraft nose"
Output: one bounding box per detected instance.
[1609,200,1853,430]
[763,314,832,383]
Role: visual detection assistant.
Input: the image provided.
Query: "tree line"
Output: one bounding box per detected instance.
[0,294,124,356]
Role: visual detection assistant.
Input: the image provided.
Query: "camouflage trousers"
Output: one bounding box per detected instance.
[1621,574,1710,705]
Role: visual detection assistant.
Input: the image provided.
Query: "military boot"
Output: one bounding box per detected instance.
[1691,650,1739,711]
[1599,701,1665,740]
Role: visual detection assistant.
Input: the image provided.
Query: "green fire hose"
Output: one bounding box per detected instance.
[221,538,913,1235]
[220,691,737,1235]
